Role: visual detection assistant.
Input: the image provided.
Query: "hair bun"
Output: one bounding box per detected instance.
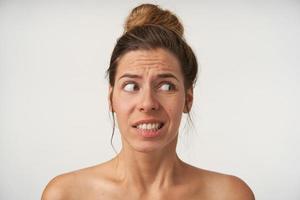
[124,4,184,37]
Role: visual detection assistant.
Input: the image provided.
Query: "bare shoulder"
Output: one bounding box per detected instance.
[185,165,255,200]
[202,169,255,200]
[41,161,114,200]
[215,173,255,200]
[41,173,73,200]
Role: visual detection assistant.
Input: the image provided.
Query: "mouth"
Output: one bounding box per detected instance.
[133,122,164,131]
[132,120,165,138]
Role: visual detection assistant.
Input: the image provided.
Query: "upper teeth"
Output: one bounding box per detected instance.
[136,123,161,130]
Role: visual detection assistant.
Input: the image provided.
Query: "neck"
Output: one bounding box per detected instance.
[113,138,184,192]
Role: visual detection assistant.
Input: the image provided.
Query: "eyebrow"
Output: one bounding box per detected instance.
[119,73,142,80]
[157,73,179,81]
[118,73,179,81]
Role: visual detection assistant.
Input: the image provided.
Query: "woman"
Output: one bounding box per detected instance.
[42,4,255,200]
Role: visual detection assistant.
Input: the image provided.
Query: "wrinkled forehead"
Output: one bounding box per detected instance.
[116,49,182,78]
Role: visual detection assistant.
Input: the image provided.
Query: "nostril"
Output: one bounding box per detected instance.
[139,105,159,112]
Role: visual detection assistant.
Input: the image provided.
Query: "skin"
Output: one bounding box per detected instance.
[42,48,255,200]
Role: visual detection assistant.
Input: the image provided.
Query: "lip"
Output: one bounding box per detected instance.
[135,127,163,138]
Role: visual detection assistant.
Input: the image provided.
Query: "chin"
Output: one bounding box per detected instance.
[121,127,179,153]
[130,141,165,153]
[129,135,178,154]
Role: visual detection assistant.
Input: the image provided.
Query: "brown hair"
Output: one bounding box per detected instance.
[106,4,198,152]
[107,3,198,90]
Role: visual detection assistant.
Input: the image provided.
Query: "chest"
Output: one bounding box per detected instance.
[81,186,203,200]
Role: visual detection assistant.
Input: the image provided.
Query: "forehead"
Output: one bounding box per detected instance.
[116,48,182,77]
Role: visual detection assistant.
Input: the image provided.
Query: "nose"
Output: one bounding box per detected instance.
[138,87,159,112]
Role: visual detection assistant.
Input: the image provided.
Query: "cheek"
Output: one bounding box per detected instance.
[168,106,184,121]
[113,92,135,109]
[112,93,136,125]
[162,96,185,118]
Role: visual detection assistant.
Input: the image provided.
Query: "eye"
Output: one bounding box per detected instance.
[123,82,139,92]
[158,82,176,91]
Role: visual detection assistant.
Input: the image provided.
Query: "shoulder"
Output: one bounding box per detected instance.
[185,165,255,200]
[41,169,89,200]
[217,174,255,200]
[199,169,255,200]
[41,162,115,200]
[41,173,73,200]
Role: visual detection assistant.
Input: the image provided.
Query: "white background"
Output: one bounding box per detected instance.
[1,0,299,199]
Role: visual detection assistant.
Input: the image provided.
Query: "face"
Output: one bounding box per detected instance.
[110,48,193,153]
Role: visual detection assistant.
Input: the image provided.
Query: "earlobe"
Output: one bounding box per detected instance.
[183,88,193,113]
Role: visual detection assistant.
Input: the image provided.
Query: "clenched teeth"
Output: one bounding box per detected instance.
[136,123,162,130]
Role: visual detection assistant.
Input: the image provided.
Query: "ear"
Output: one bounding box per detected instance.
[183,88,193,113]
[108,86,114,112]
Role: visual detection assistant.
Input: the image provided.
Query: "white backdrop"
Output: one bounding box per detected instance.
[1,0,299,199]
